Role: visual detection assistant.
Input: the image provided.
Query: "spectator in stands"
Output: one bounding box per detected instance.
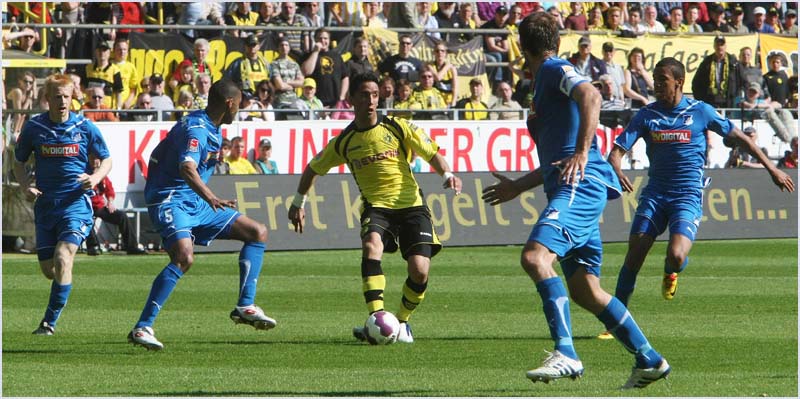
[417,2,440,40]
[301,28,349,108]
[254,80,275,121]
[455,2,476,42]
[455,78,488,120]
[86,40,124,110]
[655,1,681,23]
[392,79,421,119]
[586,5,604,30]
[682,5,702,32]
[125,93,156,122]
[622,6,646,34]
[477,1,503,22]
[226,34,270,97]
[269,1,310,56]
[665,6,688,32]
[728,6,749,34]
[388,2,421,29]
[433,2,458,42]
[82,87,119,122]
[378,76,395,109]
[173,90,195,120]
[302,2,324,28]
[365,1,387,28]
[764,53,791,109]
[269,38,304,119]
[169,38,212,94]
[765,7,783,33]
[703,4,730,32]
[346,36,373,79]
[595,75,633,129]
[112,39,139,110]
[256,2,277,24]
[642,5,666,32]
[225,2,259,37]
[734,81,794,144]
[726,127,767,168]
[214,138,232,175]
[508,5,526,32]
[569,35,607,82]
[192,73,212,110]
[624,47,653,108]
[600,42,625,103]
[430,41,459,107]
[68,73,84,112]
[481,6,511,84]
[488,81,522,120]
[147,73,175,121]
[602,6,624,31]
[327,1,367,33]
[564,2,588,31]
[737,47,762,91]
[177,2,225,39]
[411,66,448,120]
[693,35,739,109]
[784,9,798,35]
[299,77,324,119]
[379,34,424,83]
[85,155,147,256]
[6,71,36,134]
[253,138,278,174]
[749,7,775,33]
[778,137,798,168]
[172,63,197,104]
[226,136,258,174]
[237,90,268,121]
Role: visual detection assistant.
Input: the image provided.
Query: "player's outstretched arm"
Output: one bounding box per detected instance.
[728,129,795,192]
[179,161,237,210]
[555,82,601,186]
[482,169,543,206]
[288,166,320,234]
[13,160,41,201]
[428,153,462,194]
[607,145,634,192]
[77,157,112,190]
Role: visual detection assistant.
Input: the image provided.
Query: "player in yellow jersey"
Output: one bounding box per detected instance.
[288,72,462,344]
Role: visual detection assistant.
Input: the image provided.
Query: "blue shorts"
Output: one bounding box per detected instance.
[528,177,608,280]
[631,186,703,241]
[34,194,94,261]
[148,195,241,250]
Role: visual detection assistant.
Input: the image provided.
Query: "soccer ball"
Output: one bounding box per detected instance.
[364,311,400,345]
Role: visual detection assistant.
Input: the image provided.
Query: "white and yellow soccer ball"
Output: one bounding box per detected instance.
[364,311,400,345]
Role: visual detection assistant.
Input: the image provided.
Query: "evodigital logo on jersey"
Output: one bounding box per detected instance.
[651,130,691,143]
[40,143,79,157]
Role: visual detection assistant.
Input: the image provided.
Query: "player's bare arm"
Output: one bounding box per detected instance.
[77,156,112,190]
[553,82,600,186]
[428,153,462,195]
[482,169,544,206]
[607,146,634,192]
[179,160,236,210]
[727,129,795,192]
[13,160,42,201]
[288,166,320,234]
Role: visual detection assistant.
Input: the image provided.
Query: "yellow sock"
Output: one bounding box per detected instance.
[396,277,427,322]
[361,258,385,313]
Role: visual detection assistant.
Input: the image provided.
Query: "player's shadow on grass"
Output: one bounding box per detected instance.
[3,349,63,354]
[129,389,440,396]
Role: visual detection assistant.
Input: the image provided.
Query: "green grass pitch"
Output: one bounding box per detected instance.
[2,239,797,396]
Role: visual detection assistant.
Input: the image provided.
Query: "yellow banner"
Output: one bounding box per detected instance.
[758,34,799,74]
[560,33,761,94]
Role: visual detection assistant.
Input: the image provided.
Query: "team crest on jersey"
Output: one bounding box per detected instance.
[188,138,199,152]
[41,143,79,157]
[72,132,82,142]
[651,130,691,143]
[383,133,394,145]
[544,208,560,220]
[682,114,694,126]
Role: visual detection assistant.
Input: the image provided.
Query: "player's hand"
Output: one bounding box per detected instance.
[771,169,795,192]
[482,172,519,206]
[209,197,237,211]
[23,187,42,202]
[617,171,634,192]
[552,152,588,187]
[443,174,462,195]
[288,204,306,233]
[77,173,101,190]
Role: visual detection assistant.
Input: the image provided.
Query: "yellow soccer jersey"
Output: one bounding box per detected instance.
[309,115,440,210]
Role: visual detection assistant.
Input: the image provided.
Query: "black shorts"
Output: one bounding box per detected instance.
[360,205,442,260]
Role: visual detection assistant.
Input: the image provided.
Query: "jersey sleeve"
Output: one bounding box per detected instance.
[178,126,207,166]
[614,109,647,151]
[85,120,111,159]
[14,124,34,163]
[702,102,734,138]
[401,118,440,161]
[552,62,590,98]
[308,135,347,176]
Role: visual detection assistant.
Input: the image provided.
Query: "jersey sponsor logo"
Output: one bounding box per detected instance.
[188,138,199,152]
[351,149,399,169]
[544,209,560,220]
[419,232,432,237]
[72,132,83,142]
[40,143,80,157]
[682,115,694,126]
[651,130,691,143]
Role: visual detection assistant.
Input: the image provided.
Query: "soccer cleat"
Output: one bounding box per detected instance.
[128,326,164,351]
[622,358,671,389]
[396,322,414,343]
[597,330,614,340]
[662,273,678,300]
[229,305,277,330]
[526,350,584,383]
[352,326,368,342]
[32,321,55,336]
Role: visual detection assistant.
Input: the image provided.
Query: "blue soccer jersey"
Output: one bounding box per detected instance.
[15,112,110,198]
[144,110,223,204]
[615,97,734,189]
[529,56,620,199]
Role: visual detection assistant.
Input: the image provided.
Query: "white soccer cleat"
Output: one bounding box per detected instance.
[621,358,671,389]
[396,322,414,343]
[32,321,55,336]
[352,326,368,342]
[229,305,277,330]
[526,350,584,383]
[128,326,164,351]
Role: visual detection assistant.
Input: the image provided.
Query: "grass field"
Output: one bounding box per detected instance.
[2,239,797,397]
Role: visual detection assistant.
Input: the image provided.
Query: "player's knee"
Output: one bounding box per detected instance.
[520,250,547,273]
[665,248,687,269]
[39,263,55,280]
[251,222,268,243]
[172,251,194,271]
[362,235,383,255]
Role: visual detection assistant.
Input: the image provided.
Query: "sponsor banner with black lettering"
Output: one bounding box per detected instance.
[186,170,796,252]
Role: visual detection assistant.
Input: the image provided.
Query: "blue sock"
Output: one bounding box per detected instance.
[664,256,689,274]
[535,277,577,360]
[43,281,72,327]
[614,265,638,307]
[597,297,662,368]
[135,263,183,329]
[237,241,266,307]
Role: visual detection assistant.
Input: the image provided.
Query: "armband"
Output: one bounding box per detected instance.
[443,172,455,181]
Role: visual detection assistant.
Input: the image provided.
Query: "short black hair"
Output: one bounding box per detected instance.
[349,72,381,96]
[655,57,685,81]
[519,12,560,57]
[207,79,241,109]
